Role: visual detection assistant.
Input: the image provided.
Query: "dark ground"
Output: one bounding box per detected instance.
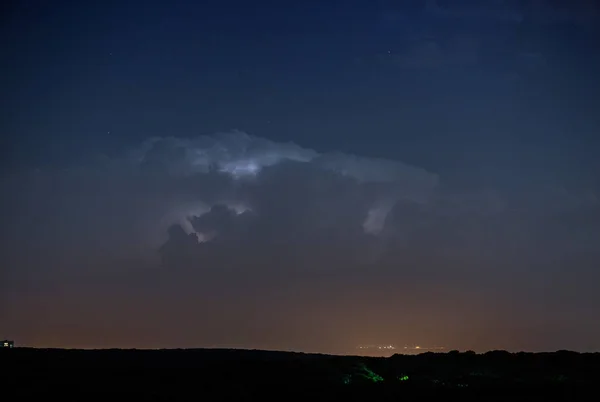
[1,348,598,400]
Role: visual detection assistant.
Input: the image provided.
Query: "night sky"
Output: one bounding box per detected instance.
[1,0,599,354]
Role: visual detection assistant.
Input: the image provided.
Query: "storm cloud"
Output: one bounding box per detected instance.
[1,131,598,352]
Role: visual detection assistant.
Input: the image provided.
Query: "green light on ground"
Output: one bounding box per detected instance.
[357,363,384,383]
[398,375,409,381]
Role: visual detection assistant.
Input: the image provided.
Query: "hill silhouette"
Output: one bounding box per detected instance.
[2,348,598,399]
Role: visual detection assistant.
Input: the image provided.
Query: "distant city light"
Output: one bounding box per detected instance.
[357,344,396,350]
[356,344,445,355]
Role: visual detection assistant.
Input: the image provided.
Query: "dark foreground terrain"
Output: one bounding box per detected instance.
[2,348,599,400]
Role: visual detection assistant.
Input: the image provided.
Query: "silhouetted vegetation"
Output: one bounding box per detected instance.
[1,348,597,399]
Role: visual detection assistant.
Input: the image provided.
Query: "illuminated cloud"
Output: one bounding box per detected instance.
[128,131,439,242]
[132,130,318,178]
[363,200,395,235]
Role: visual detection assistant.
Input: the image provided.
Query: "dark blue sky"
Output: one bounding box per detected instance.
[4,0,599,182]
[2,0,600,352]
